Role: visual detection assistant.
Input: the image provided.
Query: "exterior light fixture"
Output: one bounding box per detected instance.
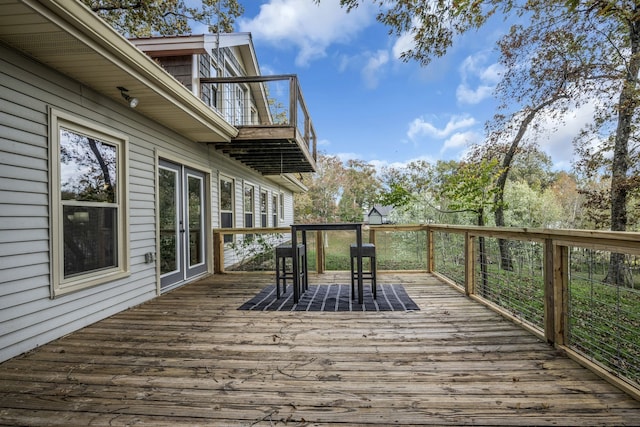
[117,86,139,108]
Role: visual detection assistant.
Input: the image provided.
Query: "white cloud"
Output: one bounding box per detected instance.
[537,101,599,170]
[407,115,477,141]
[317,138,331,147]
[335,152,360,163]
[456,84,494,105]
[368,155,437,171]
[456,52,503,105]
[392,31,415,60]
[238,0,374,67]
[440,131,483,154]
[361,50,390,89]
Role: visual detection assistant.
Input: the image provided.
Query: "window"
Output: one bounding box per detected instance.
[220,176,234,244]
[199,53,217,108]
[279,193,285,220]
[272,194,278,226]
[244,183,254,228]
[50,110,129,296]
[260,190,268,227]
[235,85,246,125]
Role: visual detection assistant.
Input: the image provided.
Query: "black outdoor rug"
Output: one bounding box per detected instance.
[238,284,420,312]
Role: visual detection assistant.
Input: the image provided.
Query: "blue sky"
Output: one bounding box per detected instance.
[220,0,590,171]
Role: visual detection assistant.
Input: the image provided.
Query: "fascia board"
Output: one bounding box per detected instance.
[23,0,238,141]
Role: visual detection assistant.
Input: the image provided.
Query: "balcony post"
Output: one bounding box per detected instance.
[552,243,569,345]
[426,226,434,273]
[464,232,475,296]
[289,77,297,131]
[316,230,325,274]
[213,230,225,274]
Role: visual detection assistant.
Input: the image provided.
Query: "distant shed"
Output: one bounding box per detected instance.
[367,205,394,225]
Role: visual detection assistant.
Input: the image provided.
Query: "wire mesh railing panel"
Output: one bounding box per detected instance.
[224,232,289,271]
[433,231,465,287]
[475,237,545,330]
[568,248,640,387]
[374,230,428,271]
[322,231,369,271]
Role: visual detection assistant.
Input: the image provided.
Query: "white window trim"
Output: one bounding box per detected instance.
[49,108,130,298]
[272,193,279,226]
[260,189,268,228]
[279,193,285,221]
[219,174,235,243]
[243,182,255,228]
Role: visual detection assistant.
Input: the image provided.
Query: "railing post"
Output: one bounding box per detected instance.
[289,76,297,130]
[427,226,434,273]
[464,232,475,296]
[213,230,224,274]
[316,230,325,274]
[553,243,569,346]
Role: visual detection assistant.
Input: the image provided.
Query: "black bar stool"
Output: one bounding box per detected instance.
[350,243,377,299]
[275,243,306,298]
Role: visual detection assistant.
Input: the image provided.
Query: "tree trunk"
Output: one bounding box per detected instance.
[604,16,640,287]
[494,97,559,271]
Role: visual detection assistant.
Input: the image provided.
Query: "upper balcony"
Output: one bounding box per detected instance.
[200,74,317,176]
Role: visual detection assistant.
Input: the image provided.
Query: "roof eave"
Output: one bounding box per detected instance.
[9,0,237,142]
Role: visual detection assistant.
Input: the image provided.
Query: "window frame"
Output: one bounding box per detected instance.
[260,190,268,228]
[279,193,285,221]
[272,194,278,226]
[243,182,255,229]
[219,174,235,244]
[49,108,130,297]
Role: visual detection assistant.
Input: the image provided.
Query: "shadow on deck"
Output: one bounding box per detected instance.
[0,272,638,426]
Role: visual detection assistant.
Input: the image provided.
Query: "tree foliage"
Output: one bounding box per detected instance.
[439,158,503,227]
[82,0,244,36]
[337,159,381,222]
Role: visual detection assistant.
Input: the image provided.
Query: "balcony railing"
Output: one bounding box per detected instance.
[200,75,317,175]
[212,224,640,400]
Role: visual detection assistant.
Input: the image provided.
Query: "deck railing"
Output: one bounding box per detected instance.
[212,224,640,399]
[200,74,317,158]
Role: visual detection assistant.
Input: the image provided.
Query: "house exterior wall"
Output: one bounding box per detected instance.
[369,212,384,225]
[156,55,193,90]
[0,43,296,363]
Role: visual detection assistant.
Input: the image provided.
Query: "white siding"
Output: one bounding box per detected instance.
[0,44,208,362]
[1,41,301,362]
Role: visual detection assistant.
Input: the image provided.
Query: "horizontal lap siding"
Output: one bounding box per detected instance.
[0,45,210,363]
[210,149,296,229]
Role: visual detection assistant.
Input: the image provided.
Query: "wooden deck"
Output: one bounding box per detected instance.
[1,272,639,426]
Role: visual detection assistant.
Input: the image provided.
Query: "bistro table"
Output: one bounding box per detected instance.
[290,223,366,304]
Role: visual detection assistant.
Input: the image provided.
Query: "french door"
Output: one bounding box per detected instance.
[158,159,208,291]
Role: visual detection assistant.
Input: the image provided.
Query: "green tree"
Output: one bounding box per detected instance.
[83,0,243,36]
[378,160,434,212]
[440,158,503,293]
[337,159,381,222]
[439,158,503,228]
[295,153,345,223]
[331,0,639,286]
[549,172,585,229]
[503,180,563,228]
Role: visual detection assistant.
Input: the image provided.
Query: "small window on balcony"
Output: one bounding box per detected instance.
[199,53,217,109]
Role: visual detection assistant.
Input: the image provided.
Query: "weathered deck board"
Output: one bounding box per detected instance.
[0,272,639,426]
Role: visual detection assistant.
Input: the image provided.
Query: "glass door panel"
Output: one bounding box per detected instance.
[159,161,183,289]
[159,161,208,291]
[186,170,207,277]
